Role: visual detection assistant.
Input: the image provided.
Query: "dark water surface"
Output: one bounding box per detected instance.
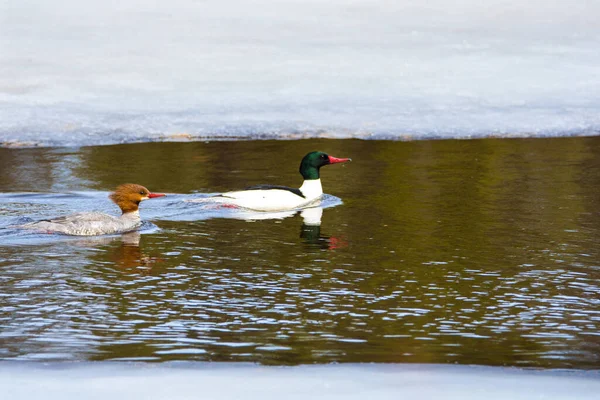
[0,138,599,368]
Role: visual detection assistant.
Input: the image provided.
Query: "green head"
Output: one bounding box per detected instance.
[299,151,351,180]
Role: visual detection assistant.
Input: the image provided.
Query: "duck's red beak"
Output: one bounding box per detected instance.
[328,156,352,164]
[148,193,166,199]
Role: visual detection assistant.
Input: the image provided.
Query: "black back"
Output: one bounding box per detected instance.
[244,184,305,198]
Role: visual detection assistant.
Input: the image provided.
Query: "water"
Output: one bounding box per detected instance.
[1,138,599,368]
[2,0,600,147]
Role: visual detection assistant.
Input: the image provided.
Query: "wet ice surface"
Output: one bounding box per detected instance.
[2,362,600,400]
[1,0,600,146]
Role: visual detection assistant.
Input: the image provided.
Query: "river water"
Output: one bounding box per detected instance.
[1,138,599,368]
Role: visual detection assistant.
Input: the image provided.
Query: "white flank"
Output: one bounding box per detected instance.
[215,179,324,212]
[19,210,142,236]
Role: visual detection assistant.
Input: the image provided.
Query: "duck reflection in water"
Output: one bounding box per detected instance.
[72,231,163,273]
[108,231,163,273]
[181,203,347,250]
[299,207,348,250]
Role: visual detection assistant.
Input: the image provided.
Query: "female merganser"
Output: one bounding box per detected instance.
[17,184,165,236]
[207,151,351,211]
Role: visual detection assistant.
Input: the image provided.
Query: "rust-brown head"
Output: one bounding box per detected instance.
[109,183,166,214]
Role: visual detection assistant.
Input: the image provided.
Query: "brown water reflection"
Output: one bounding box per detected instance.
[0,138,599,367]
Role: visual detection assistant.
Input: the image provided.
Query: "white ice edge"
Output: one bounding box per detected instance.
[1,362,599,400]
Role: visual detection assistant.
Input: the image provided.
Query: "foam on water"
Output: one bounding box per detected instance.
[1,0,599,147]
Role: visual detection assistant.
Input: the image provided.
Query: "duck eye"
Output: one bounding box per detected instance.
[320,154,327,159]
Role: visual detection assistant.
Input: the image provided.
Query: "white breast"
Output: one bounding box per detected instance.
[298,179,323,199]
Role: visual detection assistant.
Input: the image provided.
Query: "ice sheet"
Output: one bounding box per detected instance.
[1,0,599,146]
[1,362,599,400]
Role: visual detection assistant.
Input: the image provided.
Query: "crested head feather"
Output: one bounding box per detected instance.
[109,183,150,214]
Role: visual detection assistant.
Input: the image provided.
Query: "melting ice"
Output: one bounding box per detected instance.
[1,0,599,147]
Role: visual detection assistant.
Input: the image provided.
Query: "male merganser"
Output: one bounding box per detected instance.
[206,151,351,211]
[17,183,165,236]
